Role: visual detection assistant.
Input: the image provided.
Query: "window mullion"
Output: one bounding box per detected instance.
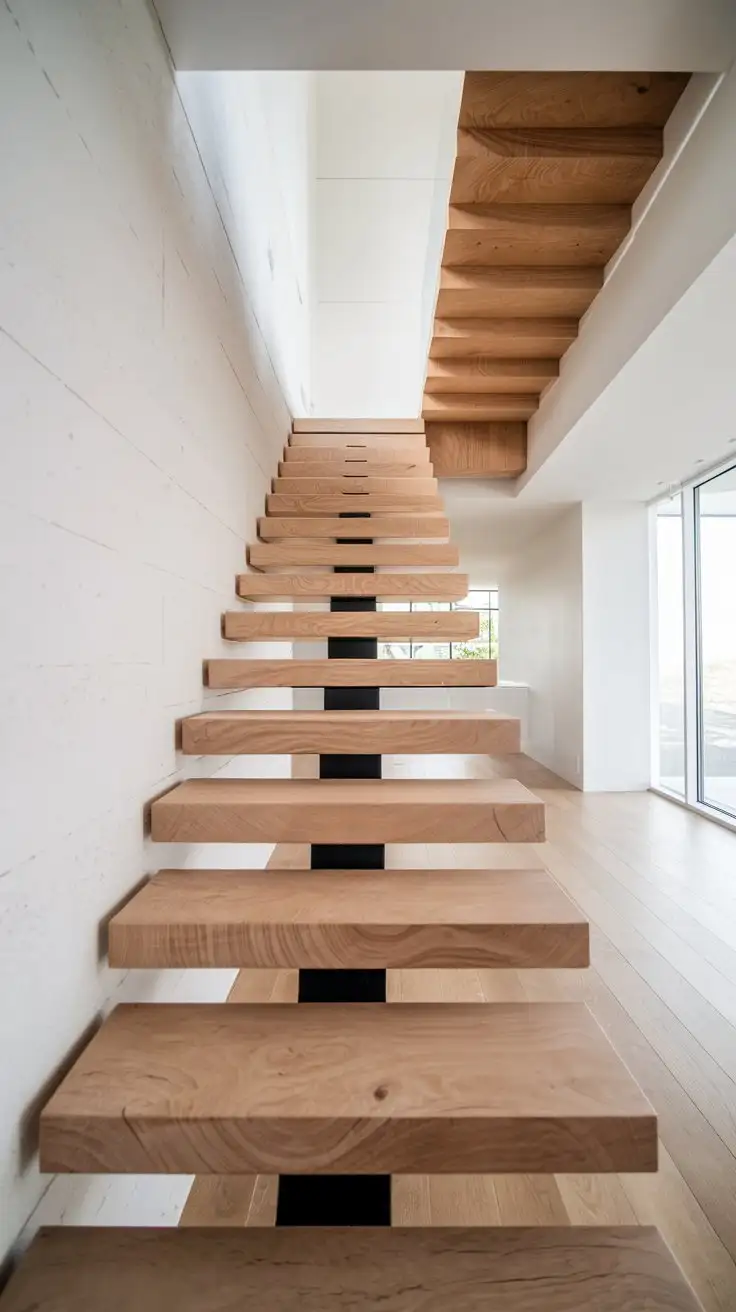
[682,486,699,805]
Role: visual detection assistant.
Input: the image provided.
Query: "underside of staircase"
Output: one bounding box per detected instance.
[4,416,700,1309]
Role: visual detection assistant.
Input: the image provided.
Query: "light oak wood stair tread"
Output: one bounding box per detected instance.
[206,658,497,688]
[459,71,690,129]
[247,542,459,569]
[289,432,429,449]
[257,515,450,539]
[181,709,520,755]
[423,394,539,422]
[39,1001,655,1174]
[278,461,433,477]
[425,357,559,394]
[443,201,631,267]
[293,419,425,433]
[267,493,443,516]
[236,572,468,600]
[430,315,578,358]
[450,126,661,205]
[426,421,527,477]
[108,867,588,970]
[0,1226,701,1312]
[273,476,438,494]
[281,450,430,466]
[222,610,479,640]
[435,265,602,318]
[150,777,543,844]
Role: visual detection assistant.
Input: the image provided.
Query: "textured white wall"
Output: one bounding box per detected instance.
[311,71,462,418]
[500,509,584,787]
[0,0,310,1262]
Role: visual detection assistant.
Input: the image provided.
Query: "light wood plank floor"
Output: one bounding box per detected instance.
[180,752,736,1312]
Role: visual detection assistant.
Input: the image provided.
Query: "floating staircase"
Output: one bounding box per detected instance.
[15,415,699,1312]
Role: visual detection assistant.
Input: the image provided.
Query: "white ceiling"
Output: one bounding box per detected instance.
[154,0,736,71]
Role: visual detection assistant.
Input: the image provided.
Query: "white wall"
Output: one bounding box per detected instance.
[500,503,651,790]
[177,70,314,417]
[582,503,651,791]
[311,71,462,418]
[500,509,584,787]
[0,0,310,1263]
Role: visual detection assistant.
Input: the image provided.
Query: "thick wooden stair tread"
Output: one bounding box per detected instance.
[293,419,425,433]
[108,867,588,970]
[206,658,497,688]
[257,515,450,539]
[281,451,430,467]
[450,126,661,204]
[273,476,438,494]
[222,610,479,640]
[236,572,468,600]
[435,265,602,319]
[0,1226,700,1312]
[39,1001,655,1174]
[181,709,519,755]
[423,394,539,422]
[247,542,459,568]
[425,356,559,394]
[289,432,428,449]
[459,71,690,129]
[430,315,578,358]
[267,493,443,516]
[443,201,631,267]
[150,777,543,844]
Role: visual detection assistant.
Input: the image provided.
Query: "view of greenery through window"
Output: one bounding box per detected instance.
[378,589,499,660]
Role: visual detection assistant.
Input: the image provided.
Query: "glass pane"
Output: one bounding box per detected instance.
[655,494,685,796]
[697,466,736,817]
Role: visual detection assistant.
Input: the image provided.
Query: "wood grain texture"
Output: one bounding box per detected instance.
[429,316,578,361]
[423,394,539,422]
[247,541,459,569]
[459,72,690,129]
[222,610,479,641]
[282,447,430,464]
[444,202,631,266]
[278,460,432,477]
[288,432,428,449]
[425,357,558,393]
[272,475,439,494]
[235,572,468,600]
[436,265,603,317]
[181,709,520,756]
[1,1226,702,1312]
[206,657,497,689]
[426,422,527,477]
[451,127,661,205]
[39,1001,655,1174]
[108,867,588,970]
[150,777,541,845]
[293,419,425,434]
[267,493,443,516]
[257,515,449,539]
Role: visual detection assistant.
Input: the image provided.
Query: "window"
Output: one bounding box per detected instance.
[378,589,499,661]
[654,495,685,796]
[651,461,736,824]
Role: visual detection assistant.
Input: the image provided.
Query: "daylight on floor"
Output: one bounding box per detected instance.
[2,3,736,1310]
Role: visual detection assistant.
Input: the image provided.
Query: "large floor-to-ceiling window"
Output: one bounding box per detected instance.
[652,462,736,823]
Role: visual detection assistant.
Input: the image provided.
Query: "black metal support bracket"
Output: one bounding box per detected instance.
[276,515,391,1227]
